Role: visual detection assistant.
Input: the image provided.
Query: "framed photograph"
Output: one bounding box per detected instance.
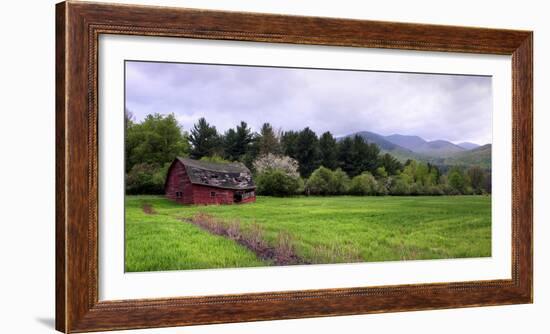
[56,1,532,332]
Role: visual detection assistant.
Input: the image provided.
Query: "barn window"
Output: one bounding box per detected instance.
[210,191,216,197]
[176,191,182,198]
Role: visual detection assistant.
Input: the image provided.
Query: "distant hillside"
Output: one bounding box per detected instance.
[385,134,426,151]
[457,142,481,150]
[340,131,490,168]
[343,131,429,162]
[443,144,492,169]
[351,131,406,151]
[415,140,465,158]
[385,134,465,158]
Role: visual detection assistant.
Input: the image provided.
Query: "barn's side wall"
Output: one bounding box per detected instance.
[165,162,194,204]
[191,185,235,205]
[240,192,256,204]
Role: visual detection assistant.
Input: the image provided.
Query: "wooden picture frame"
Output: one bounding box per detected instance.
[56,1,533,332]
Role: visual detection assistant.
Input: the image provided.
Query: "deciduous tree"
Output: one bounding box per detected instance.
[125,113,189,172]
[257,123,281,156]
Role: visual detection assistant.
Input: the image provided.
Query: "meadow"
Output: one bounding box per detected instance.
[125,195,491,272]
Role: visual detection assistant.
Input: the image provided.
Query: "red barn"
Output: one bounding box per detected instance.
[165,157,256,205]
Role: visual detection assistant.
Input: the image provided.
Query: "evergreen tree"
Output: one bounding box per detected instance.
[379,153,403,176]
[223,121,254,161]
[319,131,338,170]
[337,136,355,176]
[349,135,369,176]
[294,127,320,177]
[281,130,300,158]
[363,141,381,173]
[343,135,380,177]
[222,128,238,160]
[234,121,254,157]
[188,117,220,159]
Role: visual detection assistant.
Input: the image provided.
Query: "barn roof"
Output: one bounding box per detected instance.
[176,157,255,190]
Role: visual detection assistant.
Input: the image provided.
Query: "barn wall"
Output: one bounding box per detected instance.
[240,194,256,204]
[237,190,256,204]
[191,185,235,205]
[165,162,194,204]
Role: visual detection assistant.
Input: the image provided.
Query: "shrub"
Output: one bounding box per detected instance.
[375,166,388,178]
[305,167,350,195]
[376,178,390,195]
[389,177,411,195]
[447,167,467,194]
[349,172,378,195]
[426,185,445,195]
[255,169,303,196]
[126,162,169,194]
[305,167,332,195]
[408,182,425,196]
[253,154,300,178]
[463,186,474,195]
[330,168,351,194]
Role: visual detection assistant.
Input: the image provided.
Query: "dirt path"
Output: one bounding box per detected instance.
[142,203,156,215]
[181,213,308,266]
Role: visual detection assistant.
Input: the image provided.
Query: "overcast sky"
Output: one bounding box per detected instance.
[125,61,492,145]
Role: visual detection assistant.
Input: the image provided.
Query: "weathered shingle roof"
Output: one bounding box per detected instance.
[177,157,255,190]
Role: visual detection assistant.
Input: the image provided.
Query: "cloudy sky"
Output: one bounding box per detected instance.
[125,61,492,145]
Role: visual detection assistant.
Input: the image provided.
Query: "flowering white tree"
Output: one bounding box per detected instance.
[253,154,300,178]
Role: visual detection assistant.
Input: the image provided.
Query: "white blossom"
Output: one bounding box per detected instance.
[253,154,300,178]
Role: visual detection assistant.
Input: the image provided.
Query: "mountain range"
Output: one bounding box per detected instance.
[341,131,491,168]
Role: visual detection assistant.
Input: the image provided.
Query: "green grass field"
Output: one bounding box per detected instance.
[125,195,491,272]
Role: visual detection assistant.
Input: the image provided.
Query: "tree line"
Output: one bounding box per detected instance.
[125,111,491,196]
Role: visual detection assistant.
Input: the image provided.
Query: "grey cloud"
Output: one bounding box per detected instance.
[125,61,492,145]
